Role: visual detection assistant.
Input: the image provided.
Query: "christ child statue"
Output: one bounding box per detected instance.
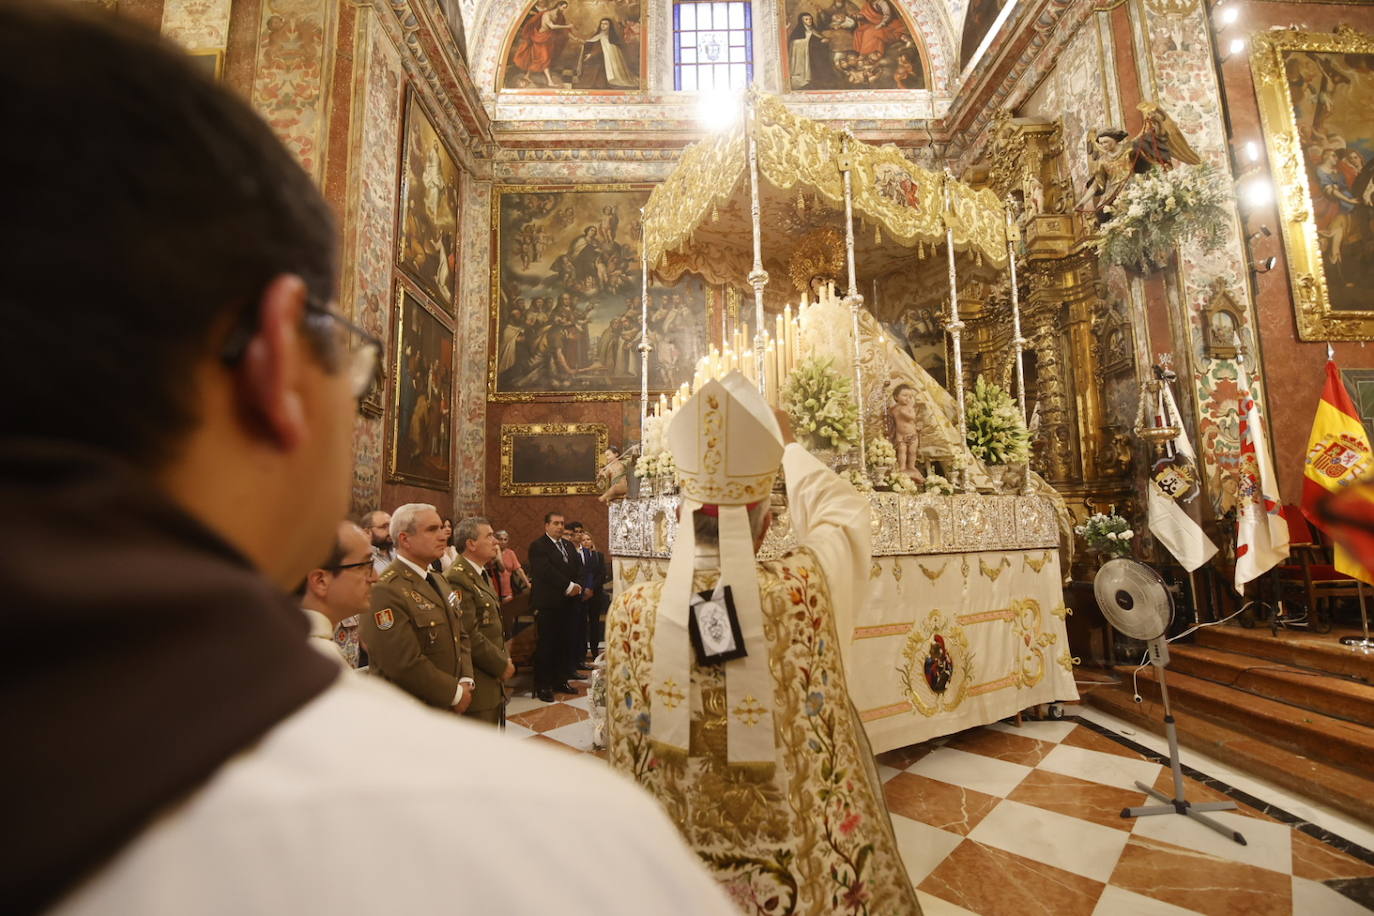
[889,384,923,476]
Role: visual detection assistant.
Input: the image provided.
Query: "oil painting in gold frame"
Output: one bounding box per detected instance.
[387,281,455,489]
[1252,26,1374,340]
[489,184,711,401]
[500,423,609,496]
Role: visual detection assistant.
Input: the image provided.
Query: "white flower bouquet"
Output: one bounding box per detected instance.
[843,468,875,492]
[867,436,897,468]
[890,472,922,494]
[782,356,861,454]
[965,376,1030,466]
[922,473,955,496]
[1098,163,1231,273]
[1074,511,1134,558]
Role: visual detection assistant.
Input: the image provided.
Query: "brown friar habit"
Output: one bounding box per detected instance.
[0,441,339,914]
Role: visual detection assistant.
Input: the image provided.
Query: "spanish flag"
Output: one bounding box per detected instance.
[1301,359,1374,584]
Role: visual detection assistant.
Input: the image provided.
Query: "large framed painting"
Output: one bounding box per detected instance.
[500,423,609,495]
[388,283,454,489]
[960,0,1009,71]
[490,184,711,400]
[501,0,645,92]
[397,90,460,314]
[1252,26,1374,340]
[780,0,925,90]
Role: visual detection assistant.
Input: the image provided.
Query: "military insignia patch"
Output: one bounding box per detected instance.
[374,608,395,630]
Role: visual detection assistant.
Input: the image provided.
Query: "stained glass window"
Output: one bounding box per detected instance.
[673,1,753,91]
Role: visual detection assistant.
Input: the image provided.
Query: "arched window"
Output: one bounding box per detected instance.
[673,1,753,91]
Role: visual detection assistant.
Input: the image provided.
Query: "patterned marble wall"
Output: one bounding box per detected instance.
[249,0,334,179]
[160,0,232,51]
[455,177,492,516]
[1133,0,1263,513]
[345,15,405,517]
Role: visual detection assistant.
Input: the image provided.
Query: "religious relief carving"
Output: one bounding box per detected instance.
[1090,294,1134,380]
[1202,279,1242,361]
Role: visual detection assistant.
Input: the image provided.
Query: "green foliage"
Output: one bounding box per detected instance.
[1098,163,1231,273]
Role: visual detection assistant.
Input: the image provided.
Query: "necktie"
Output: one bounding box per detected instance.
[425,572,443,600]
[557,539,568,561]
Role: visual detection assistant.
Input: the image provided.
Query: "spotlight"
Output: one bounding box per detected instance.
[1221,37,1247,61]
[696,90,742,132]
[1244,141,1261,162]
[1253,256,1278,273]
[1217,4,1240,26]
[1247,225,1272,243]
[1241,178,1273,208]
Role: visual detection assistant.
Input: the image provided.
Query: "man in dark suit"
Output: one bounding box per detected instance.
[581,533,610,661]
[527,511,583,702]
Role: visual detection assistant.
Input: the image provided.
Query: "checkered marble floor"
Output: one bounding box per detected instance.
[502,676,1374,915]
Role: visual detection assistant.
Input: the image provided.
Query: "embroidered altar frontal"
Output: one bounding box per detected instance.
[610,491,1079,753]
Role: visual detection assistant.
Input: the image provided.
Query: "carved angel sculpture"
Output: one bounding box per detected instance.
[1133,102,1202,172]
[1078,127,1134,225]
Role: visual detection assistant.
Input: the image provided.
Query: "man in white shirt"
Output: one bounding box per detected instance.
[362,509,395,576]
[1,5,734,912]
[297,521,378,667]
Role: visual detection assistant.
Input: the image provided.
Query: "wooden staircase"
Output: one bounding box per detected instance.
[1084,624,1374,824]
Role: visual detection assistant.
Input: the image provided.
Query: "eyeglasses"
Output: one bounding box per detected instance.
[221,295,382,403]
[326,558,375,573]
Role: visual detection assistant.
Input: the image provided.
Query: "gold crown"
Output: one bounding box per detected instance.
[786,228,846,295]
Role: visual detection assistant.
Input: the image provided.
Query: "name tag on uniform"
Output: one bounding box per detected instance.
[688,585,746,666]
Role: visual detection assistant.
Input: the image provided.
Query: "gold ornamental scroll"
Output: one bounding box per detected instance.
[642,93,1009,283]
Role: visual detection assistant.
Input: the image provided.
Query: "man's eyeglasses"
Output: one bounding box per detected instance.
[326,559,375,573]
[221,296,383,403]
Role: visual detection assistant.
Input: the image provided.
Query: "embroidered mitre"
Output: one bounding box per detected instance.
[651,371,783,766]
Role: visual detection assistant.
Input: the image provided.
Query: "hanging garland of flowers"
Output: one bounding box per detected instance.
[1097,163,1231,273]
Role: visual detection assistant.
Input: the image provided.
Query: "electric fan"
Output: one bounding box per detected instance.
[1094,558,1247,845]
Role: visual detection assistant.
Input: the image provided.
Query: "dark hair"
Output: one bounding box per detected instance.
[567,521,584,531]
[291,529,350,598]
[0,0,338,465]
[543,511,564,523]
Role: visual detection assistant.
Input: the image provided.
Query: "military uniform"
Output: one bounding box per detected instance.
[445,557,511,725]
[361,558,473,708]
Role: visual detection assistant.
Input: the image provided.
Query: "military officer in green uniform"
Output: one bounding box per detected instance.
[445,516,515,725]
[362,503,475,712]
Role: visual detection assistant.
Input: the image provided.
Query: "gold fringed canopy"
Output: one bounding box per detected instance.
[643,94,1008,290]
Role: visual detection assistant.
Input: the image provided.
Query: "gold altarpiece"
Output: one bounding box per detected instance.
[960,117,1141,549]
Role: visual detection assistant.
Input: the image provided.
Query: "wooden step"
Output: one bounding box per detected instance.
[1195,624,1374,683]
[1166,644,1374,725]
[1084,681,1374,825]
[1128,665,1374,777]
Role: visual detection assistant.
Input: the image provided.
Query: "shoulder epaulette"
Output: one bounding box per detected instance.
[379,568,399,583]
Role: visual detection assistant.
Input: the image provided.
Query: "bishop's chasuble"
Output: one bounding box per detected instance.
[607,445,921,915]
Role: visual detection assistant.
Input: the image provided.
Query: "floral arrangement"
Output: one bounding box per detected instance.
[866,436,896,468]
[782,357,861,454]
[965,376,1030,466]
[1075,511,1134,557]
[635,450,676,480]
[922,473,955,496]
[890,472,922,494]
[635,410,677,479]
[843,468,875,492]
[1098,163,1231,273]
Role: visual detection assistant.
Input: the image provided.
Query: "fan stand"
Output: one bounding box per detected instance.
[1120,638,1248,846]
